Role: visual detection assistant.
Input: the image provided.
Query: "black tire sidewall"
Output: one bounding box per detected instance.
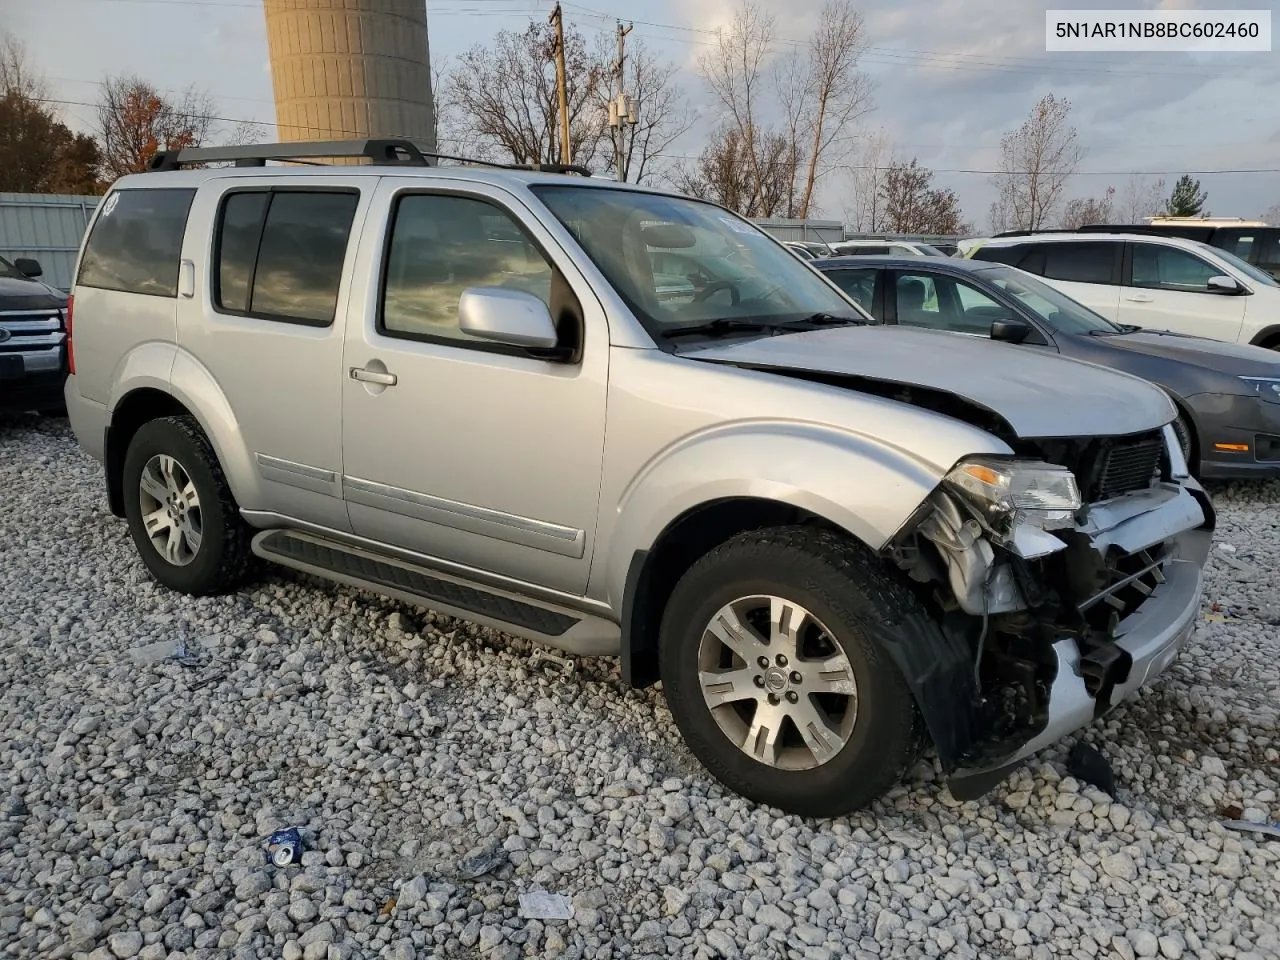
[659,537,916,815]
[122,419,235,594]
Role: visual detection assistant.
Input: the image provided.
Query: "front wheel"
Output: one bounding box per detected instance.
[658,527,924,817]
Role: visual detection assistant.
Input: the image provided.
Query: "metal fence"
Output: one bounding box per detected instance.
[751,218,846,245]
[0,193,102,292]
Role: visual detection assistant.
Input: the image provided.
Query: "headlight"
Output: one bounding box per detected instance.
[944,457,1081,544]
[1240,377,1280,404]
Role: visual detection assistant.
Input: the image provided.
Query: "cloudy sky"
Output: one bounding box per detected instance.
[8,0,1280,229]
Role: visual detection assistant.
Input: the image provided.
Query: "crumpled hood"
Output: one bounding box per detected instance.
[1095,328,1280,377]
[681,325,1176,439]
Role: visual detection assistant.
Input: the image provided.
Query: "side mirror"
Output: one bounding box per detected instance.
[990,318,1032,344]
[458,287,561,352]
[14,258,42,278]
[1207,275,1241,294]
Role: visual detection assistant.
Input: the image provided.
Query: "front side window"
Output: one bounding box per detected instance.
[213,189,358,325]
[77,188,196,297]
[824,268,879,313]
[531,185,868,339]
[1131,243,1221,292]
[1199,241,1280,288]
[380,193,556,343]
[1041,242,1115,284]
[894,272,1013,335]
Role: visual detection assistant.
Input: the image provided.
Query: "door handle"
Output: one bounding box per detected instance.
[349,366,398,386]
[1125,294,1154,303]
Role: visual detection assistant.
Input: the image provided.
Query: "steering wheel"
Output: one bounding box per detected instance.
[694,279,741,305]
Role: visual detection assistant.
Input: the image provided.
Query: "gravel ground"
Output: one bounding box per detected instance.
[1,411,1277,960]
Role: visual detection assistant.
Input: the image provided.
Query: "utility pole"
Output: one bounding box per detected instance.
[606,20,638,182]
[549,3,571,165]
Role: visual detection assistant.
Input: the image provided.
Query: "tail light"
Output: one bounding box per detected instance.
[65,295,75,375]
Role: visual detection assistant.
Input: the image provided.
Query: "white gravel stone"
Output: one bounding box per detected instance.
[1,414,1277,959]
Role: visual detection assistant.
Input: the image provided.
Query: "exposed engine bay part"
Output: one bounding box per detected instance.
[916,490,1029,617]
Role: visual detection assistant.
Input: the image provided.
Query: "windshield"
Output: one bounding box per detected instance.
[973,264,1123,334]
[1198,241,1280,287]
[530,186,871,338]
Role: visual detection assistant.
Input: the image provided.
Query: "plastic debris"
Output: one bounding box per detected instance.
[1222,820,1280,840]
[529,650,576,678]
[518,890,574,920]
[1067,741,1117,799]
[1218,543,1237,554]
[264,827,305,867]
[457,843,507,881]
[130,623,202,668]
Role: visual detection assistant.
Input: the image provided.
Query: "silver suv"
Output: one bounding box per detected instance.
[63,140,1214,816]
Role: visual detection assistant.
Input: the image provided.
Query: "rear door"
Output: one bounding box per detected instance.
[175,176,371,532]
[1025,241,1123,321]
[1116,240,1246,343]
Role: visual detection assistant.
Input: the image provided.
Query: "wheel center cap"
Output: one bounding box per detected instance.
[764,668,789,693]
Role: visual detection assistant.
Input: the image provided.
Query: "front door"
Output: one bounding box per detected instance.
[1116,241,1246,343]
[338,178,609,595]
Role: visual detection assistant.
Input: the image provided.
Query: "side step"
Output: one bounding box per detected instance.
[251,529,620,656]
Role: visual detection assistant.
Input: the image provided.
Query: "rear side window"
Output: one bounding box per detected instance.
[1041,242,1115,284]
[213,189,359,326]
[969,244,1025,267]
[77,188,196,297]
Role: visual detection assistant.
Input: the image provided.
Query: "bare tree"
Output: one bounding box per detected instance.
[844,128,892,231]
[96,74,215,178]
[444,23,607,168]
[989,93,1083,231]
[0,31,46,100]
[1060,186,1116,229]
[796,0,872,218]
[772,50,809,217]
[1118,174,1167,221]
[669,124,796,217]
[699,0,775,213]
[879,158,969,234]
[599,37,695,185]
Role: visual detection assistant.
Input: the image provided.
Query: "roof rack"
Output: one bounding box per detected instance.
[146,138,595,178]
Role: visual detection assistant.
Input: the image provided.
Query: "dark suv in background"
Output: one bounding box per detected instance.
[0,255,69,415]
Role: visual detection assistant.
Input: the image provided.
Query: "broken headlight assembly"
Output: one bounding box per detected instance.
[944,457,1081,547]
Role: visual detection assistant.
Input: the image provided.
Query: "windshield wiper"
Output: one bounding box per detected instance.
[1088,323,1141,337]
[661,318,777,339]
[798,312,867,326]
[661,313,866,341]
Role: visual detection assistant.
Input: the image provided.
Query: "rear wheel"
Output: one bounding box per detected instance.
[122,415,255,595]
[658,526,924,817]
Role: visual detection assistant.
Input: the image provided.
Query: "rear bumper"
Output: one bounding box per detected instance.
[63,375,108,464]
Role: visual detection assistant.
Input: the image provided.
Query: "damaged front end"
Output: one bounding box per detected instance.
[885,422,1215,800]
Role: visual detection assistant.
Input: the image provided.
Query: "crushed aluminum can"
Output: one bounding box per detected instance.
[265,827,305,867]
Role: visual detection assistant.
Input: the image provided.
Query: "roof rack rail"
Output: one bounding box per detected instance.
[146,138,597,178]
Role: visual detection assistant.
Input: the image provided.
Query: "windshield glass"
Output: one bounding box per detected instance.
[1198,241,1280,287]
[530,186,871,337]
[973,264,1123,334]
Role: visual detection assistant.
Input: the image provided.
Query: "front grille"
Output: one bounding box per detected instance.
[1093,436,1164,501]
[0,309,64,353]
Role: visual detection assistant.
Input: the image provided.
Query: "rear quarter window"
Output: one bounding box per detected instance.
[76,188,196,297]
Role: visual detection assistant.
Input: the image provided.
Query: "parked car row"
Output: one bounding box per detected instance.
[14,140,1233,820]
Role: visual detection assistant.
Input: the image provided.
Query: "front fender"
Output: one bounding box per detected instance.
[600,418,1010,610]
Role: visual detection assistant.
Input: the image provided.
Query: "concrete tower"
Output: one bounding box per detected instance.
[263,0,436,152]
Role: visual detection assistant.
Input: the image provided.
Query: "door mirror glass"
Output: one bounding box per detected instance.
[14,257,42,278]
[1207,274,1241,294]
[459,287,560,350]
[990,318,1033,344]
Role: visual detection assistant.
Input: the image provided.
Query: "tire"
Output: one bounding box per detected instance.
[658,526,925,817]
[1171,411,1197,475]
[121,415,254,595]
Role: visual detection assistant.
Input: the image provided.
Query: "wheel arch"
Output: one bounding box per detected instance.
[1248,324,1280,349]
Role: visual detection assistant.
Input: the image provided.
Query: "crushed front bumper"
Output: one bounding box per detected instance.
[946,476,1213,800]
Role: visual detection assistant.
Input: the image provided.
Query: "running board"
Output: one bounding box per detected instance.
[251,529,620,656]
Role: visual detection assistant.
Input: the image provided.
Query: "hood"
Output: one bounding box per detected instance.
[681,325,1175,439]
[1090,328,1280,377]
[0,275,67,309]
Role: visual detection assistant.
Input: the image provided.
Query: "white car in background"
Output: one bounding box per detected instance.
[830,239,950,258]
[966,232,1280,349]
